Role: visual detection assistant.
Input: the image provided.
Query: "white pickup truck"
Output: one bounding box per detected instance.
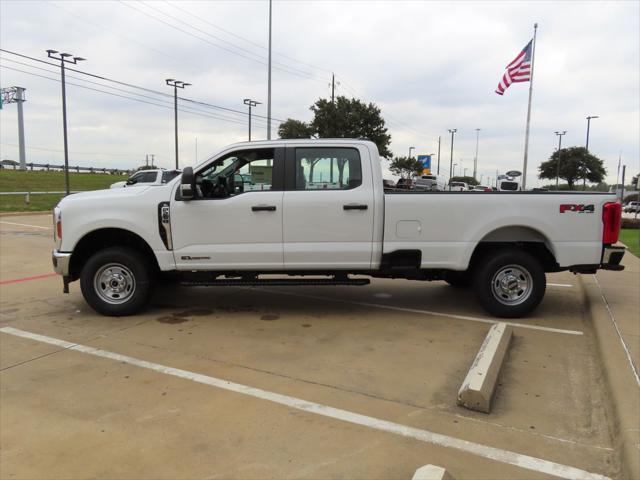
[52,139,625,318]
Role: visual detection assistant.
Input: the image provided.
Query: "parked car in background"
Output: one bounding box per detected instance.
[624,201,640,213]
[449,181,468,191]
[414,174,447,191]
[396,178,414,190]
[110,169,181,189]
[472,185,493,192]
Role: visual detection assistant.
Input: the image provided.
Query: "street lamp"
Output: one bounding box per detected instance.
[166,79,191,169]
[408,146,415,159]
[47,50,85,196]
[448,129,457,190]
[243,99,261,141]
[585,115,599,152]
[555,131,567,189]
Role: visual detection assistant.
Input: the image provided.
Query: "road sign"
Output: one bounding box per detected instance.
[418,155,431,175]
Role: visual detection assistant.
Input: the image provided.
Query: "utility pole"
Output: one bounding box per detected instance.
[585,115,599,152]
[166,79,191,169]
[448,129,457,190]
[243,98,261,141]
[150,154,155,168]
[267,0,272,140]
[436,135,441,175]
[145,154,149,167]
[473,128,480,180]
[554,130,567,188]
[47,50,85,196]
[331,73,335,103]
[0,86,27,170]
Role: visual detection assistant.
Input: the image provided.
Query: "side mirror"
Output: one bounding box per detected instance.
[126,178,136,185]
[180,167,195,200]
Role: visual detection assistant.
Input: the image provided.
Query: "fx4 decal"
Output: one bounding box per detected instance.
[559,204,595,214]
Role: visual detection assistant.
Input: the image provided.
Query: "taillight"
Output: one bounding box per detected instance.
[602,202,621,244]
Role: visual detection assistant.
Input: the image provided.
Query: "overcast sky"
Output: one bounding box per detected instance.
[1,0,638,186]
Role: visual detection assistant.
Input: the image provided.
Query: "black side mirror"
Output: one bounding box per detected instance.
[126,178,136,185]
[180,167,195,200]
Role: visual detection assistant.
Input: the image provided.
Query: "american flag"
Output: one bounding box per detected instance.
[495,39,533,95]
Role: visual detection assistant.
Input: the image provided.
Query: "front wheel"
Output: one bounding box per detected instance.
[80,247,153,316]
[473,249,546,318]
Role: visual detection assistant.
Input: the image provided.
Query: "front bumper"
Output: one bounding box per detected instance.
[52,250,71,276]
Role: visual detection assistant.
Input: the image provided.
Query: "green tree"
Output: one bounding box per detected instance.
[277,119,314,139]
[450,176,479,186]
[538,147,606,189]
[310,96,392,158]
[389,156,423,178]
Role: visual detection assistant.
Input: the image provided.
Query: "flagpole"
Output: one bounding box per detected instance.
[522,22,538,190]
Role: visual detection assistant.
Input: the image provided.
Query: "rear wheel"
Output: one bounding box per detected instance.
[80,247,153,316]
[473,248,546,318]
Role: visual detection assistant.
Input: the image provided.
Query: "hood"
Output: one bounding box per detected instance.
[57,185,152,207]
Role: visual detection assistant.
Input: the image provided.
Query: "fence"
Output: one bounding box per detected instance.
[1,162,132,175]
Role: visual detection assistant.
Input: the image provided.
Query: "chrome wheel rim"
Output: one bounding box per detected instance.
[490,264,533,306]
[93,263,136,305]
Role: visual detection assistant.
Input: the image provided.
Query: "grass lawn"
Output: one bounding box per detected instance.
[620,228,639,258]
[0,170,126,212]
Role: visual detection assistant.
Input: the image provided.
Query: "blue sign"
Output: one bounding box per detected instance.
[417,155,431,174]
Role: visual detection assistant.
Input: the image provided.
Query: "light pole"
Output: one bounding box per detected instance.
[436,135,441,175]
[166,79,191,169]
[47,50,85,196]
[555,130,567,189]
[473,128,480,180]
[585,115,599,152]
[266,0,272,139]
[448,129,457,190]
[408,146,415,159]
[243,99,261,141]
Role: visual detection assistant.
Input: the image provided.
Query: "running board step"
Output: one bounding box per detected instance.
[180,278,370,287]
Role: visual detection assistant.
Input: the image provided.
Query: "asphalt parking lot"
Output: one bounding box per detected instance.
[0,215,629,479]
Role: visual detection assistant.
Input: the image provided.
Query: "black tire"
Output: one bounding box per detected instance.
[80,247,153,316]
[473,248,546,318]
[444,271,472,288]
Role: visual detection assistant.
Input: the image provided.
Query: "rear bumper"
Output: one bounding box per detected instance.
[52,250,71,276]
[569,245,626,274]
[601,245,626,271]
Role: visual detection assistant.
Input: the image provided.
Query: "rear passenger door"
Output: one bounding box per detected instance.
[283,145,374,269]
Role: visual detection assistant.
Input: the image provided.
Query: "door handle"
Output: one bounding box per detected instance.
[343,204,368,211]
[251,205,277,212]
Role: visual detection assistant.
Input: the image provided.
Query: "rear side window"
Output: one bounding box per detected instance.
[295,148,362,190]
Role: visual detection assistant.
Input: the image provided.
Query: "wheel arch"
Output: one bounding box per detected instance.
[468,226,559,272]
[69,228,159,280]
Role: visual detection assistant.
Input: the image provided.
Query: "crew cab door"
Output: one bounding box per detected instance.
[283,145,375,269]
[170,147,285,270]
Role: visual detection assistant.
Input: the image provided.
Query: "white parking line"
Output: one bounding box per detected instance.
[0,326,609,480]
[0,221,50,230]
[258,289,584,336]
[548,283,573,288]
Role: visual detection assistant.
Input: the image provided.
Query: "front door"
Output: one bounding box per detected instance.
[170,147,285,270]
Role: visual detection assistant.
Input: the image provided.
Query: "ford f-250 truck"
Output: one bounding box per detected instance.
[52,139,625,318]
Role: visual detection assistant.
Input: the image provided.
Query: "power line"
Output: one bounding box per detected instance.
[0,64,256,127]
[118,0,327,84]
[162,0,333,75]
[0,49,284,123]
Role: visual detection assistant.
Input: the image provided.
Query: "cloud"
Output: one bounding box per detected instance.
[1,0,638,187]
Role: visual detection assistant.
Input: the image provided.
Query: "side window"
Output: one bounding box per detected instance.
[295,148,362,190]
[195,148,275,199]
[162,170,180,183]
[137,171,158,183]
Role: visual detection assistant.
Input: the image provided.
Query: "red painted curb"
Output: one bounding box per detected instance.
[0,272,58,285]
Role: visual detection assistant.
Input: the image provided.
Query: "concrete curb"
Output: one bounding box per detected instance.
[0,211,51,217]
[412,464,454,480]
[578,274,640,480]
[457,322,512,413]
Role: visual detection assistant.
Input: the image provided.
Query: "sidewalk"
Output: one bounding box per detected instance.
[580,248,640,480]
